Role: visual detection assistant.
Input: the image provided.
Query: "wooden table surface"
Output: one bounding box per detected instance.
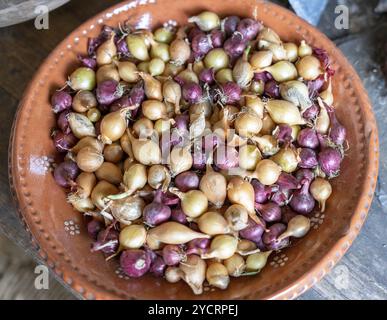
[0,0,386,300]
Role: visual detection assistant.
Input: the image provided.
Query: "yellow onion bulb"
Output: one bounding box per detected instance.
[119,225,147,249]
[100,108,129,144]
[202,235,238,260]
[283,42,298,62]
[227,177,255,214]
[265,100,305,126]
[253,159,282,185]
[206,262,230,290]
[76,147,104,173]
[234,113,262,138]
[271,147,300,173]
[224,254,246,277]
[263,61,298,83]
[239,144,262,171]
[197,211,229,236]
[310,177,332,212]
[296,55,322,80]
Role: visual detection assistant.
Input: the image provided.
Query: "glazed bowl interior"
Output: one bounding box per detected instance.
[10,0,378,300]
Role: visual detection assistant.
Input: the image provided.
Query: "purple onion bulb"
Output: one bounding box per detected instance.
[299,148,318,169]
[297,128,319,149]
[51,91,72,114]
[318,147,342,177]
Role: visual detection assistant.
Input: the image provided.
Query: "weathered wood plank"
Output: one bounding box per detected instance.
[0,234,74,300]
[0,0,386,300]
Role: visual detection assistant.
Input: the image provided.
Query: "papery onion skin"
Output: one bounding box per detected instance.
[325,104,346,146]
[87,219,103,240]
[270,146,299,173]
[188,11,220,32]
[147,222,210,245]
[92,229,119,255]
[150,256,167,277]
[274,124,292,145]
[143,195,172,227]
[54,160,79,188]
[191,33,213,58]
[224,254,246,277]
[204,48,230,71]
[310,177,332,212]
[177,189,209,218]
[200,165,227,208]
[255,202,282,223]
[222,16,240,36]
[251,180,273,204]
[110,196,145,225]
[265,100,305,126]
[197,211,229,235]
[254,159,282,185]
[91,180,118,209]
[262,223,289,251]
[239,219,265,245]
[302,104,320,121]
[171,207,189,225]
[227,177,256,214]
[289,181,315,215]
[163,245,186,266]
[96,80,123,106]
[224,204,249,231]
[100,108,128,144]
[175,171,200,192]
[119,224,147,249]
[53,131,78,153]
[297,128,319,149]
[264,80,280,98]
[165,267,182,283]
[271,188,292,207]
[278,215,311,241]
[276,172,299,190]
[203,235,238,260]
[296,56,322,81]
[217,82,242,105]
[295,168,315,185]
[168,146,193,177]
[76,147,104,173]
[199,68,215,84]
[182,82,203,104]
[206,262,230,290]
[179,254,207,295]
[186,238,211,255]
[120,249,151,278]
[318,147,342,177]
[238,144,261,171]
[51,91,72,114]
[95,162,122,185]
[57,110,71,134]
[224,33,247,59]
[210,29,224,48]
[69,67,96,91]
[68,113,96,139]
[214,145,239,170]
[299,148,318,169]
[237,18,262,41]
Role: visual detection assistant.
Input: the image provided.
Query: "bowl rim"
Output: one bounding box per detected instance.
[9,0,379,300]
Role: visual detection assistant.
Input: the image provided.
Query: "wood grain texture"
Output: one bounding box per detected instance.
[0,0,386,300]
[0,234,75,300]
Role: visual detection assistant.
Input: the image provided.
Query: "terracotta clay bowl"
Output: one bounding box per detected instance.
[9,0,379,300]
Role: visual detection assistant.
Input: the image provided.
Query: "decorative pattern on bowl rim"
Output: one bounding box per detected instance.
[8,0,379,300]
